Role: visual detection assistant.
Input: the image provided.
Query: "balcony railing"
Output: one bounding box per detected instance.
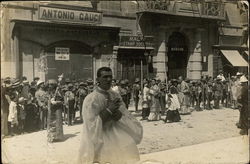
[137,0,225,20]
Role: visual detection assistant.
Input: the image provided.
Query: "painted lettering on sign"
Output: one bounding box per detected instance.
[119,36,154,48]
[55,47,70,60]
[39,6,102,24]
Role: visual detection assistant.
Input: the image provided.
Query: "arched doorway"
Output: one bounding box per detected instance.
[167,32,188,79]
[44,40,92,81]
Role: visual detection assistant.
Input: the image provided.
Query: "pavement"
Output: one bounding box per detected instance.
[138,135,249,164]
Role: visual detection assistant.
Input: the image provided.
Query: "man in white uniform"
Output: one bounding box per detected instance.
[78,67,143,164]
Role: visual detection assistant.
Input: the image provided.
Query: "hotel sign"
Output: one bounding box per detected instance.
[119,35,154,48]
[39,6,102,24]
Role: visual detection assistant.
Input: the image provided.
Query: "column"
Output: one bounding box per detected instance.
[153,30,167,81]
[10,25,20,78]
[189,29,203,80]
[111,46,118,79]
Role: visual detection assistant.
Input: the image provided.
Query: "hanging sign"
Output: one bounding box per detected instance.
[39,6,102,24]
[119,35,154,48]
[55,47,70,60]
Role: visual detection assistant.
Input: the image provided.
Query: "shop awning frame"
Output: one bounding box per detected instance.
[220,50,248,67]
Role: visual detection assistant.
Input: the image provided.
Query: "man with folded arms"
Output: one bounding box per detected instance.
[78,67,143,164]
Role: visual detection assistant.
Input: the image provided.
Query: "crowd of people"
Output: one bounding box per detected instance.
[1,75,94,141]
[111,70,248,135]
[1,70,249,140]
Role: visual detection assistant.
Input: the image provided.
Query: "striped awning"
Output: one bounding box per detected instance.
[221,50,248,67]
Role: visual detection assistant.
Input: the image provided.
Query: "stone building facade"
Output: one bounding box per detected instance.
[1,1,248,82]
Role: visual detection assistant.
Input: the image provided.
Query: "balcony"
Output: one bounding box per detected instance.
[136,0,225,20]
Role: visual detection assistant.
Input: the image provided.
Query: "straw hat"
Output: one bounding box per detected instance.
[240,75,248,83]
[37,80,44,87]
[236,72,243,76]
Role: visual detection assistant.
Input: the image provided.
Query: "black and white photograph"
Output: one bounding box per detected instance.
[1,0,249,164]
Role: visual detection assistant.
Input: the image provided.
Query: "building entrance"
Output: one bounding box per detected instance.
[117,49,148,82]
[167,32,188,79]
[44,40,92,81]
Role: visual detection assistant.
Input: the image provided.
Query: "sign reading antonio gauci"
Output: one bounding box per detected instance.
[119,35,154,48]
[39,6,102,24]
[55,47,70,60]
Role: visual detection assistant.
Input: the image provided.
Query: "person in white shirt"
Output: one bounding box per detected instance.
[78,67,143,164]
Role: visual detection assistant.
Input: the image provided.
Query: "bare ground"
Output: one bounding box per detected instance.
[2,108,241,164]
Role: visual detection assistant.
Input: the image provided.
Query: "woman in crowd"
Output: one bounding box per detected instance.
[164,80,181,123]
[141,80,151,120]
[148,79,161,121]
[47,79,64,142]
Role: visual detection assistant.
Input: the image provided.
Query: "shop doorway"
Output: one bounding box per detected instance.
[117,49,149,82]
[167,32,188,79]
[44,40,92,81]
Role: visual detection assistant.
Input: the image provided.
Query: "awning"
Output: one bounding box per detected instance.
[221,50,248,67]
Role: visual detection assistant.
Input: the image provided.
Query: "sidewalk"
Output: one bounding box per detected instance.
[138,135,249,164]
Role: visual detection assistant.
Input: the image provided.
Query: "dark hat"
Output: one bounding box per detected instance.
[135,78,140,83]
[33,77,40,81]
[4,77,11,83]
[185,78,190,83]
[191,81,196,84]
[30,81,37,86]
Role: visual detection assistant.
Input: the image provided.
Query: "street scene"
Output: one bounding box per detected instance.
[1,1,249,164]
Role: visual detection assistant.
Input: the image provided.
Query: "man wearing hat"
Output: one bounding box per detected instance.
[132,78,141,112]
[76,82,88,122]
[217,70,225,82]
[64,83,76,126]
[35,80,49,130]
[33,77,40,86]
[86,78,94,94]
[213,77,222,109]
[178,76,191,114]
[234,72,244,108]
[237,75,248,134]
[125,79,132,108]
[119,80,129,109]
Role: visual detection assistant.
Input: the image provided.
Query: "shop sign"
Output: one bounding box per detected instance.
[55,47,70,60]
[119,35,154,48]
[39,6,102,24]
